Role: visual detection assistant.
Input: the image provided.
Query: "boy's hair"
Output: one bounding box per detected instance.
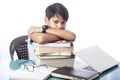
[45,3,69,21]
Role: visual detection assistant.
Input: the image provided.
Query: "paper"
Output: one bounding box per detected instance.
[9,66,57,80]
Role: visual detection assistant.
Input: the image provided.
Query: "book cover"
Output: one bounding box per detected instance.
[35,41,72,47]
[9,66,56,80]
[36,55,75,68]
[35,46,74,55]
[37,54,73,59]
[9,70,50,80]
[51,66,99,80]
[38,52,73,56]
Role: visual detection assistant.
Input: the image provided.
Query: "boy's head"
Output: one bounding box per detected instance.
[44,3,69,29]
[45,3,69,21]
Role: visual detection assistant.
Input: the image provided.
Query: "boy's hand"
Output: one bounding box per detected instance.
[56,40,67,43]
[28,26,42,36]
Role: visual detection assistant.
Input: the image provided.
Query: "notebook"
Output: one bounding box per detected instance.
[75,45,118,73]
[9,59,57,80]
[51,66,99,80]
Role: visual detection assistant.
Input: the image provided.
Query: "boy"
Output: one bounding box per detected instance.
[28,3,76,44]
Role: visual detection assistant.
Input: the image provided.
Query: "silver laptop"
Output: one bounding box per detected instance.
[75,45,118,73]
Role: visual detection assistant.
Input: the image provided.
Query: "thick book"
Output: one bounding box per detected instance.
[37,54,73,59]
[35,45,74,56]
[51,66,99,80]
[35,41,72,47]
[38,52,73,56]
[36,55,75,68]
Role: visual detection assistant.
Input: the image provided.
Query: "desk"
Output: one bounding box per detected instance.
[0,58,120,80]
[99,64,120,80]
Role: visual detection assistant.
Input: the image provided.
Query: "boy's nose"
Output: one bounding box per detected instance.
[57,23,64,29]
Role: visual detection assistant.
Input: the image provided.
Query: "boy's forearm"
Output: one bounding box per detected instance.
[46,28,76,41]
[28,26,76,44]
[29,32,61,44]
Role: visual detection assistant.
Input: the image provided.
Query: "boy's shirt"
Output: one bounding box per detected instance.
[27,38,36,61]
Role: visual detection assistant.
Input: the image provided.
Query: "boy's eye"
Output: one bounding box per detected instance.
[62,21,65,25]
[54,21,58,24]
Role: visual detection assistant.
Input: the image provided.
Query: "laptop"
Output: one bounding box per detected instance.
[75,45,118,73]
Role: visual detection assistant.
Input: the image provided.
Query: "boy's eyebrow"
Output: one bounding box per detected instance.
[53,19,66,23]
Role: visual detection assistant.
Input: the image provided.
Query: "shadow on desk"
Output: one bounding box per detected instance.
[98,64,120,80]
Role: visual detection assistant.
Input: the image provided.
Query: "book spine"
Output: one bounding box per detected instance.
[35,41,72,47]
[35,57,75,68]
[51,73,85,80]
[35,46,73,55]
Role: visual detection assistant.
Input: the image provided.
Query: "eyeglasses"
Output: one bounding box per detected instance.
[19,60,47,72]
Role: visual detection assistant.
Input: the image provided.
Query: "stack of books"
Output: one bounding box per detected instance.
[34,41,75,68]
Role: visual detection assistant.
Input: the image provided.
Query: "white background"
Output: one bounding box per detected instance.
[0,0,120,61]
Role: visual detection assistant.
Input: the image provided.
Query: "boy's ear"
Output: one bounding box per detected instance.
[44,17,49,24]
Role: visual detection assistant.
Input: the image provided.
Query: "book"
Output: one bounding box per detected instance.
[51,66,99,80]
[36,55,75,68]
[38,52,73,56]
[37,54,74,59]
[9,66,56,80]
[34,41,72,47]
[35,45,74,56]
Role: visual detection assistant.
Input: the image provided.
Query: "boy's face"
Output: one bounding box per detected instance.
[45,14,66,30]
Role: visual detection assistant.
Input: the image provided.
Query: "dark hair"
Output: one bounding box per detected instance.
[45,3,69,21]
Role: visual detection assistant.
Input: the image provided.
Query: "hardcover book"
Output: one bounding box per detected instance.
[36,55,75,68]
[37,54,74,59]
[35,46,74,56]
[35,41,72,47]
[51,66,99,80]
